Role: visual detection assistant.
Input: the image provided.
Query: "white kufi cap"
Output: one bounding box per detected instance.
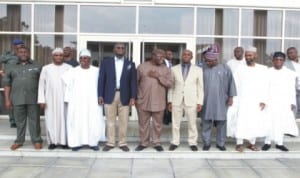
[245,46,257,53]
[79,49,91,57]
[52,48,63,55]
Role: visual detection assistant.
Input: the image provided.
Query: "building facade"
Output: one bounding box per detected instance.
[1,0,300,115]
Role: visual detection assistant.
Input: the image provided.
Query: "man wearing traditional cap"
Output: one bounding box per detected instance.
[201,44,236,151]
[62,49,105,151]
[98,43,137,152]
[285,47,300,118]
[233,46,269,152]
[3,46,43,150]
[135,49,173,152]
[38,48,72,150]
[262,52,299,152]
[0,39,25,128]
[168,49,204,151]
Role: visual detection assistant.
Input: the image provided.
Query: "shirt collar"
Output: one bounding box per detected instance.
[16,59,33,65]
[114,56,124,61]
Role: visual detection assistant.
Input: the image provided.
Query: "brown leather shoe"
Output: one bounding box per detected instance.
[34,143,42,150]
[10,143,22,150]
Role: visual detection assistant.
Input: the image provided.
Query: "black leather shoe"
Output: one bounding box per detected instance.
[10,123,17,128]
[48,144,56,150]
[216,145,226,151]
[135,145,147,151]
[169,144,178,151]
[153,145,164,152]
[119,145,130,152]
[202,145,211,151]
[190,145,198,151]
[261,144,271,151]
[90,146,99,151]
[102,145,114,152]
[275,145,289,152]
[71,146,82,151]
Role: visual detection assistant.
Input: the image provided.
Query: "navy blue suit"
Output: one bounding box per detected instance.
[98,57,137,105]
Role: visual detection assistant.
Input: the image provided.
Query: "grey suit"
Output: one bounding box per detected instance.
[284,59,300,118]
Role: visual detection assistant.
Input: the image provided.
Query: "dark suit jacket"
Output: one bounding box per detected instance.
[98,57,137,105]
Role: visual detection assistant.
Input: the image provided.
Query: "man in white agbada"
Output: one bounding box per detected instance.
[38,48,72,150]
[233,46,269,152]
[62,49,106,151]
[227,47,246,73]
[262,52,299,152]
[227,47,246,137]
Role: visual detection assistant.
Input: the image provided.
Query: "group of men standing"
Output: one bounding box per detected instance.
[0,39,298,152]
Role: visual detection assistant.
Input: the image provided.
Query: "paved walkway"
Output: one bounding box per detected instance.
[0,157,300,178]
[1,117,300,177]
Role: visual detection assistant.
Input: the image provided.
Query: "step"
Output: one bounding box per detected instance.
[1,116,300,159]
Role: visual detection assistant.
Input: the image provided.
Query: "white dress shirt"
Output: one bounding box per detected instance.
[115,56,124,89]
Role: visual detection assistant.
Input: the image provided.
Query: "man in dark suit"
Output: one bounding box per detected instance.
[98,43,137,152]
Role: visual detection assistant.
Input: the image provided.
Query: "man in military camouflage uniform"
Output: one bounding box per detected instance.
[3,46,43,150]
[0,39,25,128]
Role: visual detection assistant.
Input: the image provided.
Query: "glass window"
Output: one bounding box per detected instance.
[284,40,300,54]
[285,11,300,37]
[80,6,136,33]
[242,9,282,37]
[0,4,31,32]
[0,35,31,55]
[241,38,281,66]
[196,38,238,65]
[35,5,77,32]
[139,7,194,34]
[34,35,77,65]
[197,8,238,35]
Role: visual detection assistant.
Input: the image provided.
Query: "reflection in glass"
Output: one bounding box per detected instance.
[34,35,77,65]
[196,38,238,64]
[81,6,136,33]
[241,38,281,66]
[242,9,282,37]
[197,8,238,35]
[139,7,193,34]
[285,11,300,37]
[35,5,77,32]
[0,4,31,32]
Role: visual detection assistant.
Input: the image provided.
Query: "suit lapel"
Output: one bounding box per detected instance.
[111,57,116,84]
[178,65,184,82]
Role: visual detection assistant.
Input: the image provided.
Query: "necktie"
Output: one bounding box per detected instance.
[183,65,188,81]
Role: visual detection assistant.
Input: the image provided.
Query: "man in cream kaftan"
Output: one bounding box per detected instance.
[233,47,269,152]
[62,49,105,151]
[38,48,72,149]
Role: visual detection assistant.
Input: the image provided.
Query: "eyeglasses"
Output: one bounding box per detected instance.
[116,46,125,49]
[273,58,285,61]
[54,54,63,57]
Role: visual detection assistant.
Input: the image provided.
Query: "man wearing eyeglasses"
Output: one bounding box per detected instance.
[98,43,137,152]
[38,48,72,150]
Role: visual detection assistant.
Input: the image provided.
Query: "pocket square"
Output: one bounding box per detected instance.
[127,64,132,70]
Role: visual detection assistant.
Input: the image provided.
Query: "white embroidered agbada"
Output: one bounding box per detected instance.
[233,63,270,139]
[62,65,106,147]
[265,66,299,141]
[38,63,72,145]
[226,58,246,137]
